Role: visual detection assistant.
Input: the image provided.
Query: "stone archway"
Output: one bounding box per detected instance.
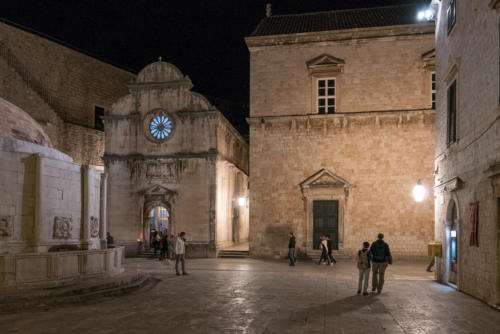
[138,184,177,251]
[445,198,459,286]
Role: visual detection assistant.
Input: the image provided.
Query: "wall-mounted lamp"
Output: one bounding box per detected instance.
[417,8,434,21]
[237,197,247,207]
[412,180,426,202]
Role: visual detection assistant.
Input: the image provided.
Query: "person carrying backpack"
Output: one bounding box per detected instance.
[357,241,372,295]
[369,233,392,294]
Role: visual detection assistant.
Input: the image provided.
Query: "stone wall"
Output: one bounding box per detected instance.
[0,137,105,254]
[248,111,435,258]
[434,0,500,305]
[247,23,436,258]
[0,20,135,165]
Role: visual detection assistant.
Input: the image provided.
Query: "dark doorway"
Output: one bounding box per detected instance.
[313,200,339,250]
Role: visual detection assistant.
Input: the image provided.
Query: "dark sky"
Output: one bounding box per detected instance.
[0,0,428,133]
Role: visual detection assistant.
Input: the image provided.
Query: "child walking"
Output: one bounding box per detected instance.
[357,241,371,295]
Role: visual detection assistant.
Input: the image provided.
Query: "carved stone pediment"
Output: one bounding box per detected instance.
[138,184,177,198]
[300,169,352,190]
[435,177,463,192]
[421,49,435,71]
[306,54,345,75]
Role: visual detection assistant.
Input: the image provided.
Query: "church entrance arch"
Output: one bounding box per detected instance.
[148,205,169,248]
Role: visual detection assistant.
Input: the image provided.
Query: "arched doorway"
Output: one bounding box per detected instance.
[447,200,458,285]
[148,205,169,248]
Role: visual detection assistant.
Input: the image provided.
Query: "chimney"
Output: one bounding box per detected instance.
[266,3,272,17]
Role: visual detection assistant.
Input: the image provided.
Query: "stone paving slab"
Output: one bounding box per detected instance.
[0,258,499,334]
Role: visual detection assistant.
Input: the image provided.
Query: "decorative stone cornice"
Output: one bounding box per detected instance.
[247,109,434,133]
[128,79,193,92]
[102,150,218,162]
[421,48,435,71]
[246,23,435,48]
[434,177,463,192]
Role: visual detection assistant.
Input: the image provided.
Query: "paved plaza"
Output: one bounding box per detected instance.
[1,258,499,334]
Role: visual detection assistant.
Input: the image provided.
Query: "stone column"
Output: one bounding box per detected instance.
[33,154,43,252]
[81,165,90,250]
[99,173,107,249]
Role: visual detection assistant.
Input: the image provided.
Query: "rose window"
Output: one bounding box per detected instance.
[150,115,172,140]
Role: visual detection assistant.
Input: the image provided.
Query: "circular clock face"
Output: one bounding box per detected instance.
[150,115,173,140]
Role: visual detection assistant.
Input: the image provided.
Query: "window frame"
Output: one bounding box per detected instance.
[94,105,105,131]
[316,78,336,114]
[446,80,457,145]
[447,0,456,36]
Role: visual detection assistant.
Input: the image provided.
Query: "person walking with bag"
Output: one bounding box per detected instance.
[326,235,337,265]
[357,241,372,295]
[370,233,392,294]
[318,236,331,265]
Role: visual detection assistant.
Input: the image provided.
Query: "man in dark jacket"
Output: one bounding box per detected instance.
[288,232,296,266]
[369,233,392,294]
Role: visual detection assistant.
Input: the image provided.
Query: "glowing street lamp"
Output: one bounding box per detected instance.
[412,180,426,202]
[237,197,247,207]
[417,8,434,21]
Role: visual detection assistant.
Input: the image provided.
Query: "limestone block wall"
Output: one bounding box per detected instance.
[0,136,105,254]
[0,20,135,165]
[248,111,435,258]
[434,0,500,305]
[247,26,435,118]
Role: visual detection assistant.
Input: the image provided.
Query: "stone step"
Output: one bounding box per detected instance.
[218,250,250,258]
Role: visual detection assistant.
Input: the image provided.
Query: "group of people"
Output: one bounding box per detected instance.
[287,232,392,295]
[152,231,189,276]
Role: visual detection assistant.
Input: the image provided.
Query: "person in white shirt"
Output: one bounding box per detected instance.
[175,232,188,275]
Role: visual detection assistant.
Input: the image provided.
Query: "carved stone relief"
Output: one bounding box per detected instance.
[90,216,99,238]
[53,216,72,239]
[128,159,183,182]
[0,215,13,238]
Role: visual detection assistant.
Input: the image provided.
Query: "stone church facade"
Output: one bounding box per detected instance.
[433,0,500,305]
[246,4,436,258]
[104,61,249,257]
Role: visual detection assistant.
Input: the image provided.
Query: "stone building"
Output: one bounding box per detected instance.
[0,19,135,166]
[0,97,123,286]
[246,4,436,258]
[432,0,500,306]
[104,60,249,257]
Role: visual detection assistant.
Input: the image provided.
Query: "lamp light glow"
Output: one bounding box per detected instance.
[412,180,426,202]
[425,9,433,20]
[237,197,247,207]
[417,11,425,20]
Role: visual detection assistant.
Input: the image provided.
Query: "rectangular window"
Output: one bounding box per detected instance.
[94,106,104,131]
[447,80,457,145]
[431,72,436,109]
[317,78,336,114]
[447,0,456,35]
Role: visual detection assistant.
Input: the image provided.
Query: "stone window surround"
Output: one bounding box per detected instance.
[306,54,344,114]
[431,72,436,110]
[444,61,459,147]
[447,0,457,36]
[299,169,352,255]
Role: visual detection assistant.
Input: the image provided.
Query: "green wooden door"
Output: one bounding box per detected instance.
[313,200,339,250]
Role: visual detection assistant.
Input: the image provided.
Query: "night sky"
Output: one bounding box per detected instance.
[0,0,428,134]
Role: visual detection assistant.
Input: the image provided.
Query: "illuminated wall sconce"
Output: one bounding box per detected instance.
[237,197,247,207]
[417,8,435,21]
[412,179,426,202]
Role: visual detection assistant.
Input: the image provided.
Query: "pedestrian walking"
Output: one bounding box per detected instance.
[169,234,176,260]
[357,241,372,295]
[160,232,168,262]
[369,233,392,294]
[175,232,189,276]
[288,232,296,266]
[152,231,160,256]
[106,232,114,248]
[326,235,337,265]
[318,236,331,265]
